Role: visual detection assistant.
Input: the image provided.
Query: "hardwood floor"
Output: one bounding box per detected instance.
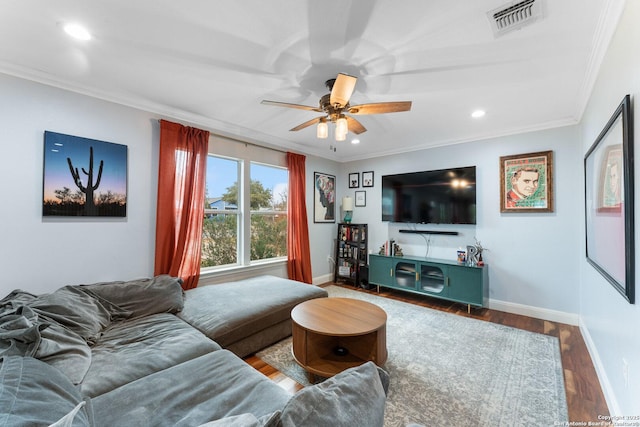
[245,282,610,422]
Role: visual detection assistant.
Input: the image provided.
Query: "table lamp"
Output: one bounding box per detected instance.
[342,196,353,223]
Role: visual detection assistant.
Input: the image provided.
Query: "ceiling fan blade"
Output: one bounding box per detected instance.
[261,100,322,112]
[290,116,324,132]
[329,73,357,108]
[348,101,412,115]
[346,116,367,134]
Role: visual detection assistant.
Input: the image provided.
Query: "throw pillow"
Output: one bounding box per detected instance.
[279,362,388,427]
[81,275,184,319]
[28,285,114,344]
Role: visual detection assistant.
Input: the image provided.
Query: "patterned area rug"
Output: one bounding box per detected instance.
[257,285,568,427]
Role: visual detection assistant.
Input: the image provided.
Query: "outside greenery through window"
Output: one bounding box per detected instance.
[202,156,288,269]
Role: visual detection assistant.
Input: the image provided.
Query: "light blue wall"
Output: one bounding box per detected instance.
[578,0,640,416]
[338,125,582,317]
[0,74,158,295]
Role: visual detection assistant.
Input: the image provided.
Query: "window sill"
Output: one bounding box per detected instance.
[199,258,288,286]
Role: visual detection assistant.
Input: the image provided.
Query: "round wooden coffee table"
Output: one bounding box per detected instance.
[291,297,387,379]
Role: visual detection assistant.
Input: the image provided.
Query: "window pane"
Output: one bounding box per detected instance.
[250,163,288,261]
[202,214,238,267]
[202,156,239,268]
[250,213,287,260]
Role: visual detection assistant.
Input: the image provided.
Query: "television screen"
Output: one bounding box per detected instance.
[382,166,476,224]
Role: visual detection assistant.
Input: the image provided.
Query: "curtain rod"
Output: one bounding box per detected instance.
[157,119,288,154]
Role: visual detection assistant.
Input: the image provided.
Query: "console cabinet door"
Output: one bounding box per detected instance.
[447,265,483,306]
[393,260,418,290]
[369,255,393,287]
[419,263,448,298]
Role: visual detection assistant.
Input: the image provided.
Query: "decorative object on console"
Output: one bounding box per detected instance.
[355,190,366,207]
[500,150,554,213]
[43,131,127,217]
[466,245,478,266]
[314,172,336,223]
[474,238,486,266]
[584,94,634,304]
[342,196,353,223]
[362,171,374,187]
[379,240,403,257]
[349,172,359,188]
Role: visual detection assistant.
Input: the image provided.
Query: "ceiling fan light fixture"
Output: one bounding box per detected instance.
[317,119,328,139]
[336,115,348,137]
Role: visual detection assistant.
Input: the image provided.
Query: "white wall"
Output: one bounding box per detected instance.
[338,125,582,320]
[0,74,158,295]
[578,0,640,416]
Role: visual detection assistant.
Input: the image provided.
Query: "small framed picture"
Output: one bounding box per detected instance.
[362,171,374,187]
[355,191,366,207]
[348,172,360,188]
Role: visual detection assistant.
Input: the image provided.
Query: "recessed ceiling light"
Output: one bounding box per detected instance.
[471,110,486,118]
[63,23,91,41]
[351,138,360,144]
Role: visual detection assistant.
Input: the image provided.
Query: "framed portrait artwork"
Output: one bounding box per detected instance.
[584,94,634,304]
[42,131,128,217]
[362,171,374,187]
[314,172,336,223]
[499,150,554,213]
[349,172,360,188]
[355,190,366,207]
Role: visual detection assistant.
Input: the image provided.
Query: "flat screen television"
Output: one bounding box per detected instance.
[382,166,476,224]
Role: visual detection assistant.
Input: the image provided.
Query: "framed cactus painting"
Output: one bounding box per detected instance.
[43,131,127,217]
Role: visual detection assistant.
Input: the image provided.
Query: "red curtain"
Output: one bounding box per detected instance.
[154,120,210,290]
[286,152,313,283]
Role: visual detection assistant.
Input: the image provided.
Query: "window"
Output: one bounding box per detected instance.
[250,162,288,261]
[202,156,240,268]
[201,154,288,270]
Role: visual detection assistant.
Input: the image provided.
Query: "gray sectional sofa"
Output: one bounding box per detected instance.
[0,275,389,426]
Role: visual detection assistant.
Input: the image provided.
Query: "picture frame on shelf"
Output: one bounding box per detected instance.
[314,172,336,223]
[362,171,374,187]
[355,190,366,207]
[584,94,634,304]
[499,150,554,213]
[349,172,360,188]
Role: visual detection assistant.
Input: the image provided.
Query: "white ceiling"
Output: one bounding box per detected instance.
[0,0,621,162]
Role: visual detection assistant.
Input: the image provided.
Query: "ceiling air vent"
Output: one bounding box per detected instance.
[487,0,543,37]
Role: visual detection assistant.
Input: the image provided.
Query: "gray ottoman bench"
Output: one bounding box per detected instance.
[178,275,328,357]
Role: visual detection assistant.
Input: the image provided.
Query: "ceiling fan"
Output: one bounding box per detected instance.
[261,73,412,141]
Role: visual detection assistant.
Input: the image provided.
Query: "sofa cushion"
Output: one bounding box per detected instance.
[178,275,327,349]
[80,313,221,398]
[80,275,184,319]
[279,362,389,427]
[91,350,292,427]
[28,285,116,344]
[0,356,93,427]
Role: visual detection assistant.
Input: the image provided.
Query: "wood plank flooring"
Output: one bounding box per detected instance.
[244,282,610,422]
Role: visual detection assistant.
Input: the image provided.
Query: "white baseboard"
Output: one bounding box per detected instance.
[579,317,619,415]
[488,298,580,326]
[313,273,334,286]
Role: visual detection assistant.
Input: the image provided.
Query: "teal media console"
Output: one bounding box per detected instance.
[368,254,488,312]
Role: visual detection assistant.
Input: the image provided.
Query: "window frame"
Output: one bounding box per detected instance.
[201,137,288,275]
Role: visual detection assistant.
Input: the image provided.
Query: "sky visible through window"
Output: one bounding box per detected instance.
[206,157,288,205]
